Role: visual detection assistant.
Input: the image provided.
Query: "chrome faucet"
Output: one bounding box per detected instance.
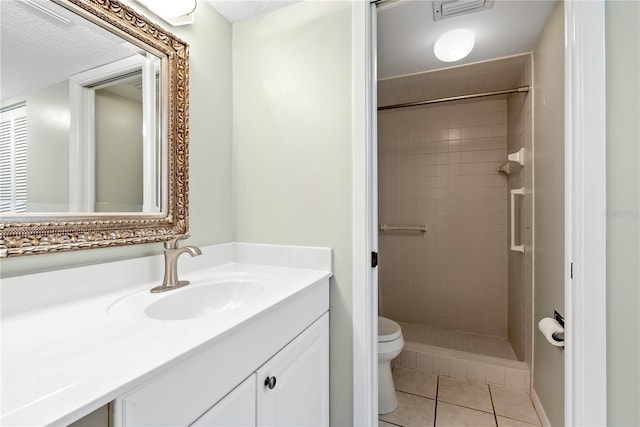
[150,236,202,293]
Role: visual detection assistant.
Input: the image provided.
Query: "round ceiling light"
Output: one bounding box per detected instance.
[434,29,475,62]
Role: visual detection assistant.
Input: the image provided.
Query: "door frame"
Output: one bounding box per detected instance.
[68,55,161,213]
[352,1,378,425]
[352,0,608,425]
[563,1,607,425]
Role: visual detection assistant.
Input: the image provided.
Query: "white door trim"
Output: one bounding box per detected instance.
[352,1,377,425]
[564,1,607,425]
[68,55,160,213]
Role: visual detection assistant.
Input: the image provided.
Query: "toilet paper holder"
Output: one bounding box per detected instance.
[552,310,565,343]
[538,311,565,349]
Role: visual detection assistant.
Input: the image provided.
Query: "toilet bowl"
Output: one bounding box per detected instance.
[378,316,404,414]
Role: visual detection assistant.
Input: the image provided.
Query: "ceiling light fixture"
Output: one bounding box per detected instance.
[434,29,475,62]
[135,0,197,26]
[20,0,71,24]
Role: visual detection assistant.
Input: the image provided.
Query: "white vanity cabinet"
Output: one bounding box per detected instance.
[113,310,329,427]
[191,374,257,426]
[257,312,329,426]
[1,244,333,427]
[192,312,329,426]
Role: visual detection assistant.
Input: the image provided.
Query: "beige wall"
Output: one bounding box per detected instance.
[94,90,143,212]
[506,56,533,366]
[378,98,509,337]
[532,2,564,425]
[0,2,233,277]
[606,1,640,425]
[231,2,353,424]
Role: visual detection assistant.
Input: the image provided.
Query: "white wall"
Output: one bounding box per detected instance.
[26,81,71,211]
[606,1,640,425]
[532,2,564,425]
[232,3,353,424]
[0,2,233,277]
[171,3,233,248]
[1,80,72,211]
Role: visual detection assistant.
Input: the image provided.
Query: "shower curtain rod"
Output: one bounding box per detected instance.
[377,86,530,111]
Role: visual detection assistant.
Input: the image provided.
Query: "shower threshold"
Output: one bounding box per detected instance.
[397,321,517,360]
[393,322,531,391]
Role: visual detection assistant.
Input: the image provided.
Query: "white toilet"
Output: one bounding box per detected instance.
[378,316,404,414]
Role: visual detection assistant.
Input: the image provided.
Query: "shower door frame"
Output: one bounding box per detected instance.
[351,1,608,425]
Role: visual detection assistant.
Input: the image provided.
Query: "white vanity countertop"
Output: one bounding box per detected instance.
[0,243,332,426]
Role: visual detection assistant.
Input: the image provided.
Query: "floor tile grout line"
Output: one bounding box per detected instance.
[490,384,543,426]
[396,380,496,414]
[396,390,437,401]
[378,419,404,427]
[495,412,543,426]
[435,399,496,416]
[433,375,439,427]
[390,368,541,427]
[488,383,499,426]
[437,375,497,415]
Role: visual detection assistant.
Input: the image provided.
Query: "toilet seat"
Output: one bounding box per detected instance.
[378,316,402,342]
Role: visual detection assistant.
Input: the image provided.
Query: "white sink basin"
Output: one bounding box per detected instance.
[106,275,268,321]
[144,280,264,320]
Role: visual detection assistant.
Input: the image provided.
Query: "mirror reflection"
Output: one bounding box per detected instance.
[0,0,163,215]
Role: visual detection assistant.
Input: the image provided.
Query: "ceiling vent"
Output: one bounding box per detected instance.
[433,0,493,21]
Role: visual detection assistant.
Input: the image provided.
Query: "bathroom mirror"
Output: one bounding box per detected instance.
[0,0,189,257]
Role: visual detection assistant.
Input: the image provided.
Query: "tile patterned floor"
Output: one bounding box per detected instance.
[397,321,518,360]
[379,367,541,427]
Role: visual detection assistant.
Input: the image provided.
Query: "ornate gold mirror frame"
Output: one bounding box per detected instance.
[0,0,189,257]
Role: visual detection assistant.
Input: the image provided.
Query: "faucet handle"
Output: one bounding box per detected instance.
[164,235,190,250]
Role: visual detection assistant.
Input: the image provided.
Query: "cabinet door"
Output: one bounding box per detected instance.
[257,313,329,426]
[190,374,256,427]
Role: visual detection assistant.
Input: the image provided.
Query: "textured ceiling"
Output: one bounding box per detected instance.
[377,0,557,79]
[205,0,555,80]
[0,0,143,102]
[2,0,556,102]
[206,0,299,22]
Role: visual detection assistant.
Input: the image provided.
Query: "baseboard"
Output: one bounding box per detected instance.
[531,387,552,427]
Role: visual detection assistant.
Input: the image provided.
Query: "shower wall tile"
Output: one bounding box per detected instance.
[506,55,534,367]
[378,97,510,335]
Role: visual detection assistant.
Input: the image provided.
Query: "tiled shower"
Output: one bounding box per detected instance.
[378,55,534,371]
